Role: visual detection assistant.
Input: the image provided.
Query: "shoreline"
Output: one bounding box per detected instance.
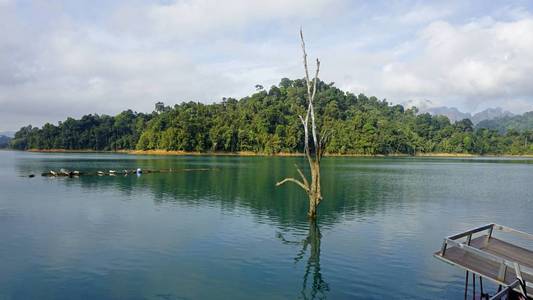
[23,149,533,158]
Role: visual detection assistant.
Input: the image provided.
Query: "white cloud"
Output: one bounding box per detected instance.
[374,17,533,112]
[398,4,453,24]
[146,0,339,35]
[1,1,533,131]
[1,0,349,130]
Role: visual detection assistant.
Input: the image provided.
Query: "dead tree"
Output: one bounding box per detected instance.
[276,29,330,219]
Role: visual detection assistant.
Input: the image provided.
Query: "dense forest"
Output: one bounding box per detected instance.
[10,78,533,155]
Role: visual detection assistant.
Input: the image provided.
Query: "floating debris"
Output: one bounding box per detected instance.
[42,170,83,177]
[39,168,217,177]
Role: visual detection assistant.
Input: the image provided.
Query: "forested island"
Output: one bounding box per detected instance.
[9,78,533,155]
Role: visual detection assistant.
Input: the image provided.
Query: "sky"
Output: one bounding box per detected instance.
[2,0,533,131]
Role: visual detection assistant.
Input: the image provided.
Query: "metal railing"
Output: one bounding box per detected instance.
[438,223,533,299]
[489,280,521,300]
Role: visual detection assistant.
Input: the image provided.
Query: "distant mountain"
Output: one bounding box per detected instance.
[476,111,533,133]
[423,106,514,124]
[424,106,471,122]
[471,108,514,124]
[0,135,11,148]
[0,131,15,138]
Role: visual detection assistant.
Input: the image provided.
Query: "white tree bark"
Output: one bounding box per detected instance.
[276,29,327,219]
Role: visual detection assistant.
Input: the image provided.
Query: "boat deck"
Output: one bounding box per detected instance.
[434,224,533,299]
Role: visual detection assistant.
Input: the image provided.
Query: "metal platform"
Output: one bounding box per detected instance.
[435,224,533,299]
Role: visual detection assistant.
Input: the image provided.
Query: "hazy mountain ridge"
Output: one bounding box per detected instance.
[0,135,11,148]
[423,106,471,122]
[476,111,533,133]
[471,108,515,124]
[423,106,514,124]
[0,131,15,138]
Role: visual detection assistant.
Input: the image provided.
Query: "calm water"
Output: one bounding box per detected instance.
[1,151,533,299]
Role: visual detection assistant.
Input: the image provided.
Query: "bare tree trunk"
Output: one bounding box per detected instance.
[276,29,330,219]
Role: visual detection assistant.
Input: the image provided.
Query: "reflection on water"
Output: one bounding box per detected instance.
[2,151,533,299]
[279,220,328,299]
[298,222,328,300]
[11,153,452,226]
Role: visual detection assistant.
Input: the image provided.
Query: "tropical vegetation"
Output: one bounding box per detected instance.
[9,78,533,155]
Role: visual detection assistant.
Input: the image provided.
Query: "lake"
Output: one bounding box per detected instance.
[1,150,532,299]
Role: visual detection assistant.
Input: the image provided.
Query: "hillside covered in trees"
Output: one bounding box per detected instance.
[476,111,533,134]
[10,78,533,155]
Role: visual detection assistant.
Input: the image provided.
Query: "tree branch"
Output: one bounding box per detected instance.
[320,129,333,148]
[311,59,320,101]
[276,177,310,192]
[300,29,320,162]
[298,114,305,126]
[310,60,320,157]
[310,103,318,155]
[294,164,310,189]
[300,28,311,99]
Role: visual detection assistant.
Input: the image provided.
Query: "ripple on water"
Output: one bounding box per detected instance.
[2,153,533,299]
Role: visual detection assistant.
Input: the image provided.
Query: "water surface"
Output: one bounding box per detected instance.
[1,151,532,299]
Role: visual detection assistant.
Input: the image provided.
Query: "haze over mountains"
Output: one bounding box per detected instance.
[425,106,515,124]
[0,131,14,148]
[0,131,15,138]
[476,112,533,134]
[402,99,516,124]
[401,100,533,134]
[0,135,11,148]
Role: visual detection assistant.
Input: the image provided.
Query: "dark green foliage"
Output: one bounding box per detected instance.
[10,78,533,155]
[11,110,151,151]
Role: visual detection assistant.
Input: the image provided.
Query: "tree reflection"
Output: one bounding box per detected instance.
[17,156,397,227]
[278,220,329,299]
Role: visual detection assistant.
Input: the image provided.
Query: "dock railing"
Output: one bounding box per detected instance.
[489,280,521,300]
[438,223,533,299]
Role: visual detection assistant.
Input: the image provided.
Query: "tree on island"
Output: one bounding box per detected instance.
[276,29,331,219]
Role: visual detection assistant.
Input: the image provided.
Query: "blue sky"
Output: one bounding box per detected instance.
[2,0,533,131]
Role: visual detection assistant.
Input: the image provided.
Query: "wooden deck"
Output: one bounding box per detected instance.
[434,224,533,298]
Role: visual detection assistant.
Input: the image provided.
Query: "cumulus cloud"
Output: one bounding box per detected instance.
[1,0,533,131]
[1,0,339,130]
[145,0,339,37]
[378,17,533,111]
